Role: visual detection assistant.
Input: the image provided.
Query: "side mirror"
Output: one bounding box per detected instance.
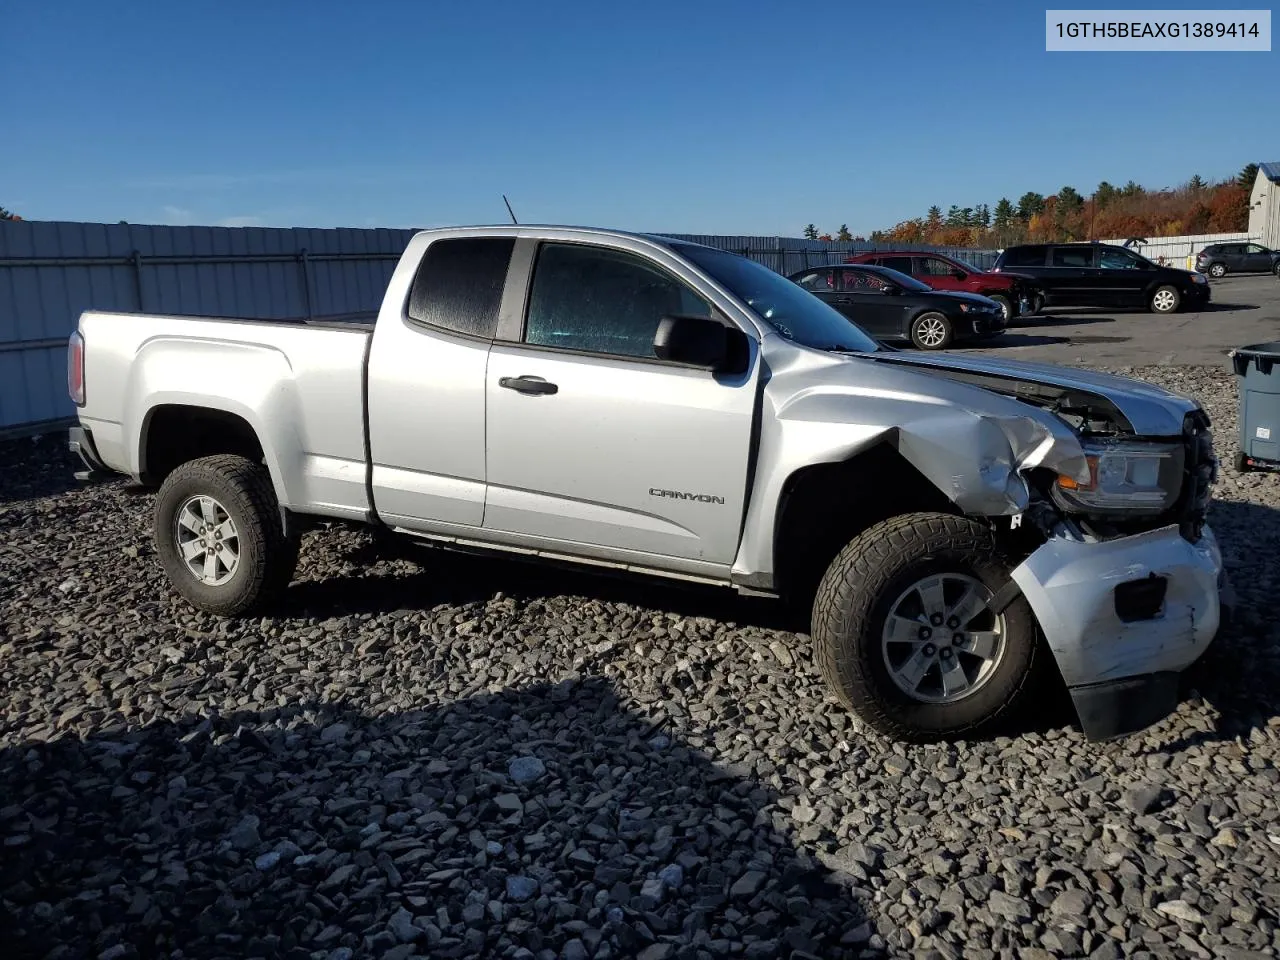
[653,315,748,371]
[880,284,901,296]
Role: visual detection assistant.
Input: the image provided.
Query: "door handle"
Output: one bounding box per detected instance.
[499,375,558,395]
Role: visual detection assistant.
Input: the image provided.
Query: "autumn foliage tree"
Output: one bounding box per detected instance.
[859,167,1251,247]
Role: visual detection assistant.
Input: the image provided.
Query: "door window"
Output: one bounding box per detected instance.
[919,257,958,276]
[1050,247,1096,268]
[1098,247,1145,270]
[794,270,835,291]
[1245,244,1267,255]
[523,243,712,359]
[879,256,914,273]
[839,269,890,291]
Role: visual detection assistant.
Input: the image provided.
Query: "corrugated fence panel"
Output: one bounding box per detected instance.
[1,221,993,436]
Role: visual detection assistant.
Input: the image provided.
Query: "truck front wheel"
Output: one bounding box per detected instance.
[811,512,1041,742]
[154,454,299,617]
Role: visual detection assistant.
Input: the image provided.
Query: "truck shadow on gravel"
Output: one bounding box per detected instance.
[284,534,804,635]
[0,678,886,960]
[0,435,83,506]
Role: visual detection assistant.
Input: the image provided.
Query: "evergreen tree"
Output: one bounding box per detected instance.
[803,224,819,240]
[1238,163,1260,189]
[992,198,1015,227]
[836,224,853,241]
[1016,192,1045,220]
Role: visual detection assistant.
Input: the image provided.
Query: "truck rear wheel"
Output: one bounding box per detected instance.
[811,512,1041,742]
[154,454,299,617]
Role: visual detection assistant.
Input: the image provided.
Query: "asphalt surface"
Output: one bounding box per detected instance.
[964,273,1280,368]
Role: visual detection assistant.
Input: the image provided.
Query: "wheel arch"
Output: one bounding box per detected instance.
[769,443,961,604]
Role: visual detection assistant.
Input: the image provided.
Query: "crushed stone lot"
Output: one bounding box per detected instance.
[3,363,1279,960]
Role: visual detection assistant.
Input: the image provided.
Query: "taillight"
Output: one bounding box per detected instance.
[68,331,85,405]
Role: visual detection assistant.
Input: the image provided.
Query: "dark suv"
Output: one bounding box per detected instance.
[990,242,1211,314]
[1195,241,1280,278]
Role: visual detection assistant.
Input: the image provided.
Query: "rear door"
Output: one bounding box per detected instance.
[483,238,759,569]
[366,235,512,530]
[1044,245,1098,306]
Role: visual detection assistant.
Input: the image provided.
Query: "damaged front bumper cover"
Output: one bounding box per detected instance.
[1009,523,1229,741]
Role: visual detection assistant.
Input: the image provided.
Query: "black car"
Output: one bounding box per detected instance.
[990,242,1211,314]
[788,264,1006,350]
[1195,241,1280,278]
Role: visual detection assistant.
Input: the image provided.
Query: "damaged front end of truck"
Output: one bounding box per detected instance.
[751,345,1230,741]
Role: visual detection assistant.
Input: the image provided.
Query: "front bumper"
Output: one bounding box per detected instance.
[1009,523,1225,740]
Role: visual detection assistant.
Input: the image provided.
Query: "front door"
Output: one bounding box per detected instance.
[1095,244,1151,307]
[483,240,759,566]
[916,255,965,292]
[1243,243,1273,273]
[832,267,908,337]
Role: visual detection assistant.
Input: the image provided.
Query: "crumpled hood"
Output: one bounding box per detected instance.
[860,350,1200,437]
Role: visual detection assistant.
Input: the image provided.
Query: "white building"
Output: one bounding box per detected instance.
[1248,162,1280,248]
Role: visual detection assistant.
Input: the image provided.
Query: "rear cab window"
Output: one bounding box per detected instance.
[406,237,515,338]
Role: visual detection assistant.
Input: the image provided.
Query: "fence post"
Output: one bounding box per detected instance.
[298,248,313,321]
[776,238,785,275]
[130,251,145,311]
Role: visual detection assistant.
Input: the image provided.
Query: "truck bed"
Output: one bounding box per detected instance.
[76,309,374,521]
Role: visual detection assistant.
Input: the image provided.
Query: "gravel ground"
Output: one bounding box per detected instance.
[2,363,1279,960]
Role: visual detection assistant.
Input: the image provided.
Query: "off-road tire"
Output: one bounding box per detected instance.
[909,312,953,350]
[154,454,299,617]
[811,512,1042,742]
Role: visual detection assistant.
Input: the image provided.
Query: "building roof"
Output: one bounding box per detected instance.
[1260,161,1280,183]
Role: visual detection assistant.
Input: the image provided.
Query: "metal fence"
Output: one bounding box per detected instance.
[0,220,1000,438]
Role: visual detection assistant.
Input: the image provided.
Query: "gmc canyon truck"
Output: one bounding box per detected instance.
[67,226,1229,743]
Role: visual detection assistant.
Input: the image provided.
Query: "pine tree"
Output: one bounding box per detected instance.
[1016,192,1046,220]
[0,205,18,221]
[836,224,853,241]
[803,224,819,240]
[1238,163,1260,189]
[1188,174,1206,191]
[992,198,1015,227]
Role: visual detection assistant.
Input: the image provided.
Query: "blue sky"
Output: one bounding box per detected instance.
[3,0,1275,236]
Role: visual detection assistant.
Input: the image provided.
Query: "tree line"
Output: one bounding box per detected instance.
[804,164,1258,247]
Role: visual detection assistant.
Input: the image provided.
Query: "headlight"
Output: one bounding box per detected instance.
[1191,273,1207,284]
[1053,439,1184,515]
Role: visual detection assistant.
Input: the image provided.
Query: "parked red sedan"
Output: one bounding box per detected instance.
[844,250,1034,322]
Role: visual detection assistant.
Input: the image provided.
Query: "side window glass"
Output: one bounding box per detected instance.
[1246,244,1265,254]
[1051,247,1095,268]
[406,237,515,338]
[795,271,833,291]
[1098,247,1141,270]
[842,270,886,291]
[881,256,914,273]
[524,243,712,359]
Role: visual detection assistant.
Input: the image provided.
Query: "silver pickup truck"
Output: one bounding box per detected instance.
[67,225,1229,743]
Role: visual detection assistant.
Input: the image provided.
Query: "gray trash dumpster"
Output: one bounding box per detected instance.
[1230,342,1280,472]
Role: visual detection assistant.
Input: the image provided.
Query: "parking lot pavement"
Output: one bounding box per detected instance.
[963,273,1280,368]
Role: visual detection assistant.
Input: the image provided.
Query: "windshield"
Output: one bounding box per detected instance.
[950,256,985,274]
[674,245,881,353]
